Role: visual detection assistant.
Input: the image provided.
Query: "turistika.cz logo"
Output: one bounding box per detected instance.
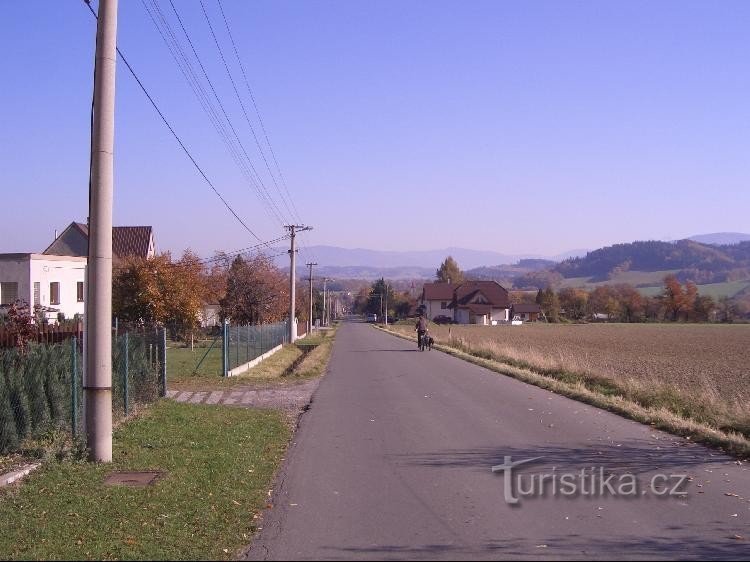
[491,456,690,505]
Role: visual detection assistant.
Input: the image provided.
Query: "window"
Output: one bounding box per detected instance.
[0,282,18,306]
[50,282,60,305]
[34,282,40,306]
[441,301,448,309]
[77,282,84,302]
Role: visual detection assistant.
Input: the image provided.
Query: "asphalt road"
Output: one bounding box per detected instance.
[245,321,749,560]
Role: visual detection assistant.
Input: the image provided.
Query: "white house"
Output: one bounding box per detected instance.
[449,281,512,325]
[0,254,87,321]
[421,282,456,321]
[421,280,513,325]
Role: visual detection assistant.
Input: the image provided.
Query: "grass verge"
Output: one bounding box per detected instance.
[376,325,750,459]
[0,400,290,560]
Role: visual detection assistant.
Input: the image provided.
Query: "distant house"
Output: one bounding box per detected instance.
[421,280,513,325]
[420,282,456,320]
[0,254,87,321]
[511,303,543,322]
[449,281,512,325]
[44,221,156,262]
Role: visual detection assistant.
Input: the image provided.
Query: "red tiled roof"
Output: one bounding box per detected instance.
[422,282,456,301]
[454,281,510,308]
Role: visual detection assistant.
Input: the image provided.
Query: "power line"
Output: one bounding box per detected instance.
[210,0,300,220]
[140,0,286,227]
[215,0,302,224]
[81,0,264,244]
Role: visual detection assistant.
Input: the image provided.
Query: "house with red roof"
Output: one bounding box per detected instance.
[421,280,513,325]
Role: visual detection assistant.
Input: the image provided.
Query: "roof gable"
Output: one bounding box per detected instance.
[43,222,154,260]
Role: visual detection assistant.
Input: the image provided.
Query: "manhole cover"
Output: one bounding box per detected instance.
[104,471,164,487]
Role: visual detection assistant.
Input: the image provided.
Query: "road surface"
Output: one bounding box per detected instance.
[245,321,749,560]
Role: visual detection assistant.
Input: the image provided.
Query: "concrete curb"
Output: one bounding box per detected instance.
[0,463,41,488]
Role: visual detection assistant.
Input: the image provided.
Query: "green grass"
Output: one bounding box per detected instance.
[0,400,290,560]
[167,340,223,379]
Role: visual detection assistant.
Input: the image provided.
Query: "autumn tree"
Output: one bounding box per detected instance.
[220,254,289,325]
[436,256,464,284]
[113,251,208,338]
[614,284,644,322]
[558,288,589,321]
[661,274,685,321]
[535,287,559,322]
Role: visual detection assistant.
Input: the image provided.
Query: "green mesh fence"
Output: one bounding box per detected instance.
[224,321,289,375]
[0,329,163,455]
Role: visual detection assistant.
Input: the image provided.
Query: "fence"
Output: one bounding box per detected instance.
[0,323,84,349]
[221,320,289,376]
[0,327,165,455]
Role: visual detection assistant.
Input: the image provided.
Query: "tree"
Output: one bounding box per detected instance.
[558,288,589,321]
[661,274,685,321]
[112,251,207,338]
[436,256,464,284]
[536,287,559,322]
[692,294,715,322]
[614,284,644,322]
[220,254,289,325]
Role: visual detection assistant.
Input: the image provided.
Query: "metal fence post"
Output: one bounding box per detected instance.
[71,336,78,439]
[222,321,228,377]
[123,331,129,415]
[236,324,240,366]
[160,327,167,397]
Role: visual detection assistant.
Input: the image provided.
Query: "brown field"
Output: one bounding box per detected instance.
[389,322,750,438]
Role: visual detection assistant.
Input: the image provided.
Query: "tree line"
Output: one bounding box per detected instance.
[113,250,319,339]
[533,274,747,323]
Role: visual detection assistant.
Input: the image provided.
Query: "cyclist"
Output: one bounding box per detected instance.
[415,314,428,350]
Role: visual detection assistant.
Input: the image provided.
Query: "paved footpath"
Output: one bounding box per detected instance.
[245,321,749,561]
[167,379,319,412]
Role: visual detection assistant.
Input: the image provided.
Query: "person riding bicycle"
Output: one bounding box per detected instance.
[415,315,428,349]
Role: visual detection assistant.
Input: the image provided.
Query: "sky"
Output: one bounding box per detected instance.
[1,0,749,261]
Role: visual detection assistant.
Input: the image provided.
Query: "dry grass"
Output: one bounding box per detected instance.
[385,323,750,456]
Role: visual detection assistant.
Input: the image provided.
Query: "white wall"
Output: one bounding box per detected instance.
[0,254,86,321]
[29,255,87,320]
[491,308,510,323]
[424,299,452,321]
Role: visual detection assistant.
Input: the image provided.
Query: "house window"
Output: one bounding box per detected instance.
[50,282,60,305]
[441,301,448,309]
[77,282,84,302]
[0,282,18,306]
[34,282,40,306]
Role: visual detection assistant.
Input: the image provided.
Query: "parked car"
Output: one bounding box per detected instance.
[366,313,378,323]
[433,315,454,325]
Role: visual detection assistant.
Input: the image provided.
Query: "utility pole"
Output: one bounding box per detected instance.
[306,262,318,333]
[86,0,118,463]
[322,278,330,326]
[284,225,311,342]
[384,282,389,326]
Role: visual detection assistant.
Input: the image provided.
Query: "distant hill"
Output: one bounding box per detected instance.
[548,239,750,286]
[688,232,750,246]
[272,245,587,279]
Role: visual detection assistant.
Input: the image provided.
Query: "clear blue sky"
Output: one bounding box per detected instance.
[1,1,748,260]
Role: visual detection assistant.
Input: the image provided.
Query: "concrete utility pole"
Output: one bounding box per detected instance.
[306,262,317,333]
[86,0,118,463]
[322,278,330,326]
[384,282,389,326]
[284,225,311,342]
